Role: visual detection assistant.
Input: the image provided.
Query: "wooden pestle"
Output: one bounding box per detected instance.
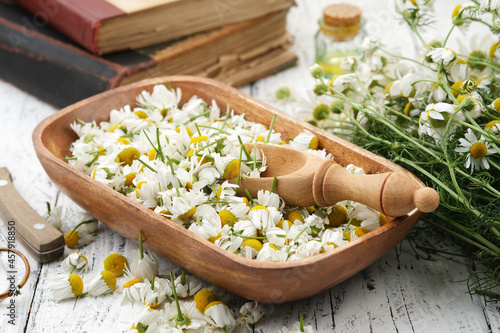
[235,144,439,217]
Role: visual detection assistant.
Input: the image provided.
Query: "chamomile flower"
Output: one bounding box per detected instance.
[194,289,218,313]
[44,202,63,230]
[418,102,461,141]
[48,274,84,301]
[173,271,202,298]
[239,301,265,328]
[289,131,319,151]
[77,212,99,234]
[86,270,117,296]
[61,252,88,273]
[204,301,237,331]
[426,48,456,66]
[126,249,159,281]
[64,229,95,248]
[104,253,129,277]
[485,120,500,134]
[455,128,496,173]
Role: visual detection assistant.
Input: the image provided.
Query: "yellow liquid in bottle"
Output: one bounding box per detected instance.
[317,50,360,78]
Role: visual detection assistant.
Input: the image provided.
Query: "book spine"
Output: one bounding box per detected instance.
[14,0,125,54]
[0,16,127,107]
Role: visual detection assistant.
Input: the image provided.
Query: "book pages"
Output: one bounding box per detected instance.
[104,0,180,14]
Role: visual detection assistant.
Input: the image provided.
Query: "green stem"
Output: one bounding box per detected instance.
[266,114,277,144]
[442,25,455,47]
[67,220,95,238]
[136,157,158,173]
[139,230,144,260]
[433,212,500,255]
[426,219,498,257]
[378,47,434,70]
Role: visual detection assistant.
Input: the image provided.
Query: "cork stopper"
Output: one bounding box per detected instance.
[323,4,362,27]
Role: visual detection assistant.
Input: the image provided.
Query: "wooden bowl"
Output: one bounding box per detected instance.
[32,76,421,303]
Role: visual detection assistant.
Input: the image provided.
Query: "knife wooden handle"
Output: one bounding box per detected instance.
[0,168,64,262]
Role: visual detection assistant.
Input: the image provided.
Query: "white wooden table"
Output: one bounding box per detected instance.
[1,1,499,332]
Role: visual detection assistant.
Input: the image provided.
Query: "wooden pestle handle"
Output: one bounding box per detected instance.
[317,162,439,216]
[0,168,65,262]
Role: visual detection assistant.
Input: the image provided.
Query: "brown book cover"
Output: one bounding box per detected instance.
[0,2,297,107]
[14,0,294,54]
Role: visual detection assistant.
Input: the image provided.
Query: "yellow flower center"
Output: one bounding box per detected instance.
[490,41,499,59]
[287,209,304,223]
[470,142,488,159]
[327,205,348,227]
[218,210,238,226]
[208,233,221,243]
[215,186,224,201]
[187,149,194,157]
[134,110,148,119]
[249,205,268,212]
[354,227,368,237]
[222,159,240,179]
[178,206,196,220]
[68,274,84,297]
[125,173,137,187]
[379,213,387,226]
[148,148,157,161]
[343,231,351,241]
[98,146,106,156]
[118,147,141,166]
[117,137,130,145]
[403,102,413,116]
[176,126,193,137]
[194,289,218,313]
[204,301,224,314]
[101,270,117,290]
[309,136,319,150]
[493,98,500,114]
[450,80,464,97]
[276,219,293,229]
[241,239,263,252]
[65,231,80,248]
[190,136,209,144]
[255,135,265,143]
[135,181,146,198]
[123,278,142,289]
[103,253,129,277]
[108,123,120,133]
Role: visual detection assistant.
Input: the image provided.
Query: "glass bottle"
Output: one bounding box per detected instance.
[314,4,365,78]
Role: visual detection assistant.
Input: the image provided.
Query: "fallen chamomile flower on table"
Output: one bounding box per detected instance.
[67,84,386,263]
[125,232,160,281]
[104,253,129,277]
[61,252,89,273]
[48,273,84,301]
[86,270,117,296]
[44,202,63,230]
[64,229,96,248]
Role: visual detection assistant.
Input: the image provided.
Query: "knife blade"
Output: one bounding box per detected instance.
[0,167,65,263]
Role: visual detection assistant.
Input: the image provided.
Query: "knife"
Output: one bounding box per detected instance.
[0,167,65,263]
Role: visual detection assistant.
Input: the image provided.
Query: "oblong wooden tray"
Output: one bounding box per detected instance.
[32,75,421,303]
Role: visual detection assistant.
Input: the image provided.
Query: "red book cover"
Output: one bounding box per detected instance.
[15,0,125,55]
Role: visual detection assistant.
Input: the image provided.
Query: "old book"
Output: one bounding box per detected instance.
[14,0,295,55]
[0,2,297,107]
